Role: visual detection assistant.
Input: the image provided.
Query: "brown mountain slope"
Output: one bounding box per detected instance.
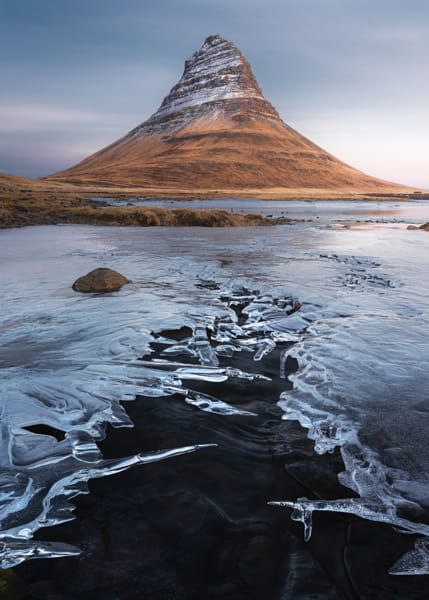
[48,35,413,194]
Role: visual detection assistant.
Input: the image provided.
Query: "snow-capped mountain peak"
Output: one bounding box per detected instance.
[134,34,280,135]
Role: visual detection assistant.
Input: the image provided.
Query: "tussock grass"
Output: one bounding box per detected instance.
[0,193,273,229]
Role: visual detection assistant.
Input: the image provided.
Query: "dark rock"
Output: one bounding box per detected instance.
[72,268,129,293]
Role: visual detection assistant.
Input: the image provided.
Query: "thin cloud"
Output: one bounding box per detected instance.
[0,105,105,132]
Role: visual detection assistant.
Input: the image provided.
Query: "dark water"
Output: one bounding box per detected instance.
[13,324,428,599]
[6,291,429,599]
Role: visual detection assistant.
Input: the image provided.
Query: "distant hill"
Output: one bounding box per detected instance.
[0,172,73,193]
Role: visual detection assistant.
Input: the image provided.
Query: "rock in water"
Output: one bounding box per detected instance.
[72,268,129,293]
[407,223,429,231]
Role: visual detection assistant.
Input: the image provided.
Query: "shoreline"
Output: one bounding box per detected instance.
[2,171,427,230]
[2,188,428,231]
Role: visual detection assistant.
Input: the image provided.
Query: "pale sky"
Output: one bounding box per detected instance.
[1,0,428,188]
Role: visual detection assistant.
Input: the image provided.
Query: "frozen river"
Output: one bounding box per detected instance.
[0,201,429,585]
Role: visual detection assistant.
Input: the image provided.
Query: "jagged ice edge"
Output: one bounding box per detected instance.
[0,443,216,569]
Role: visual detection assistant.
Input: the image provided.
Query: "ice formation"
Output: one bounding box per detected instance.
[1,210,429,577]
[0,251,304,567]
[0,442,215,568]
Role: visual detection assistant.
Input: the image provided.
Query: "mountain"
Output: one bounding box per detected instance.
[47,35,411,194]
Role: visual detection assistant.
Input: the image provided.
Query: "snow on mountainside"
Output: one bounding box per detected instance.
[132,34,280,135]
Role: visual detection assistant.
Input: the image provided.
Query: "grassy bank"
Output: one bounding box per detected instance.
[0,193,285,229]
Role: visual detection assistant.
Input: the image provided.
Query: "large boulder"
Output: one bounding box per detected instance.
[72,268,129,293]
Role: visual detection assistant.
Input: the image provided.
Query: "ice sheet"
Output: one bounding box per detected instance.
[1,202,429,572]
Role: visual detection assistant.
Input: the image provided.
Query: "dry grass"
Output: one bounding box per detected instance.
[62,205,270,227]
[2,172,425,203]
[0,185,275,229]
